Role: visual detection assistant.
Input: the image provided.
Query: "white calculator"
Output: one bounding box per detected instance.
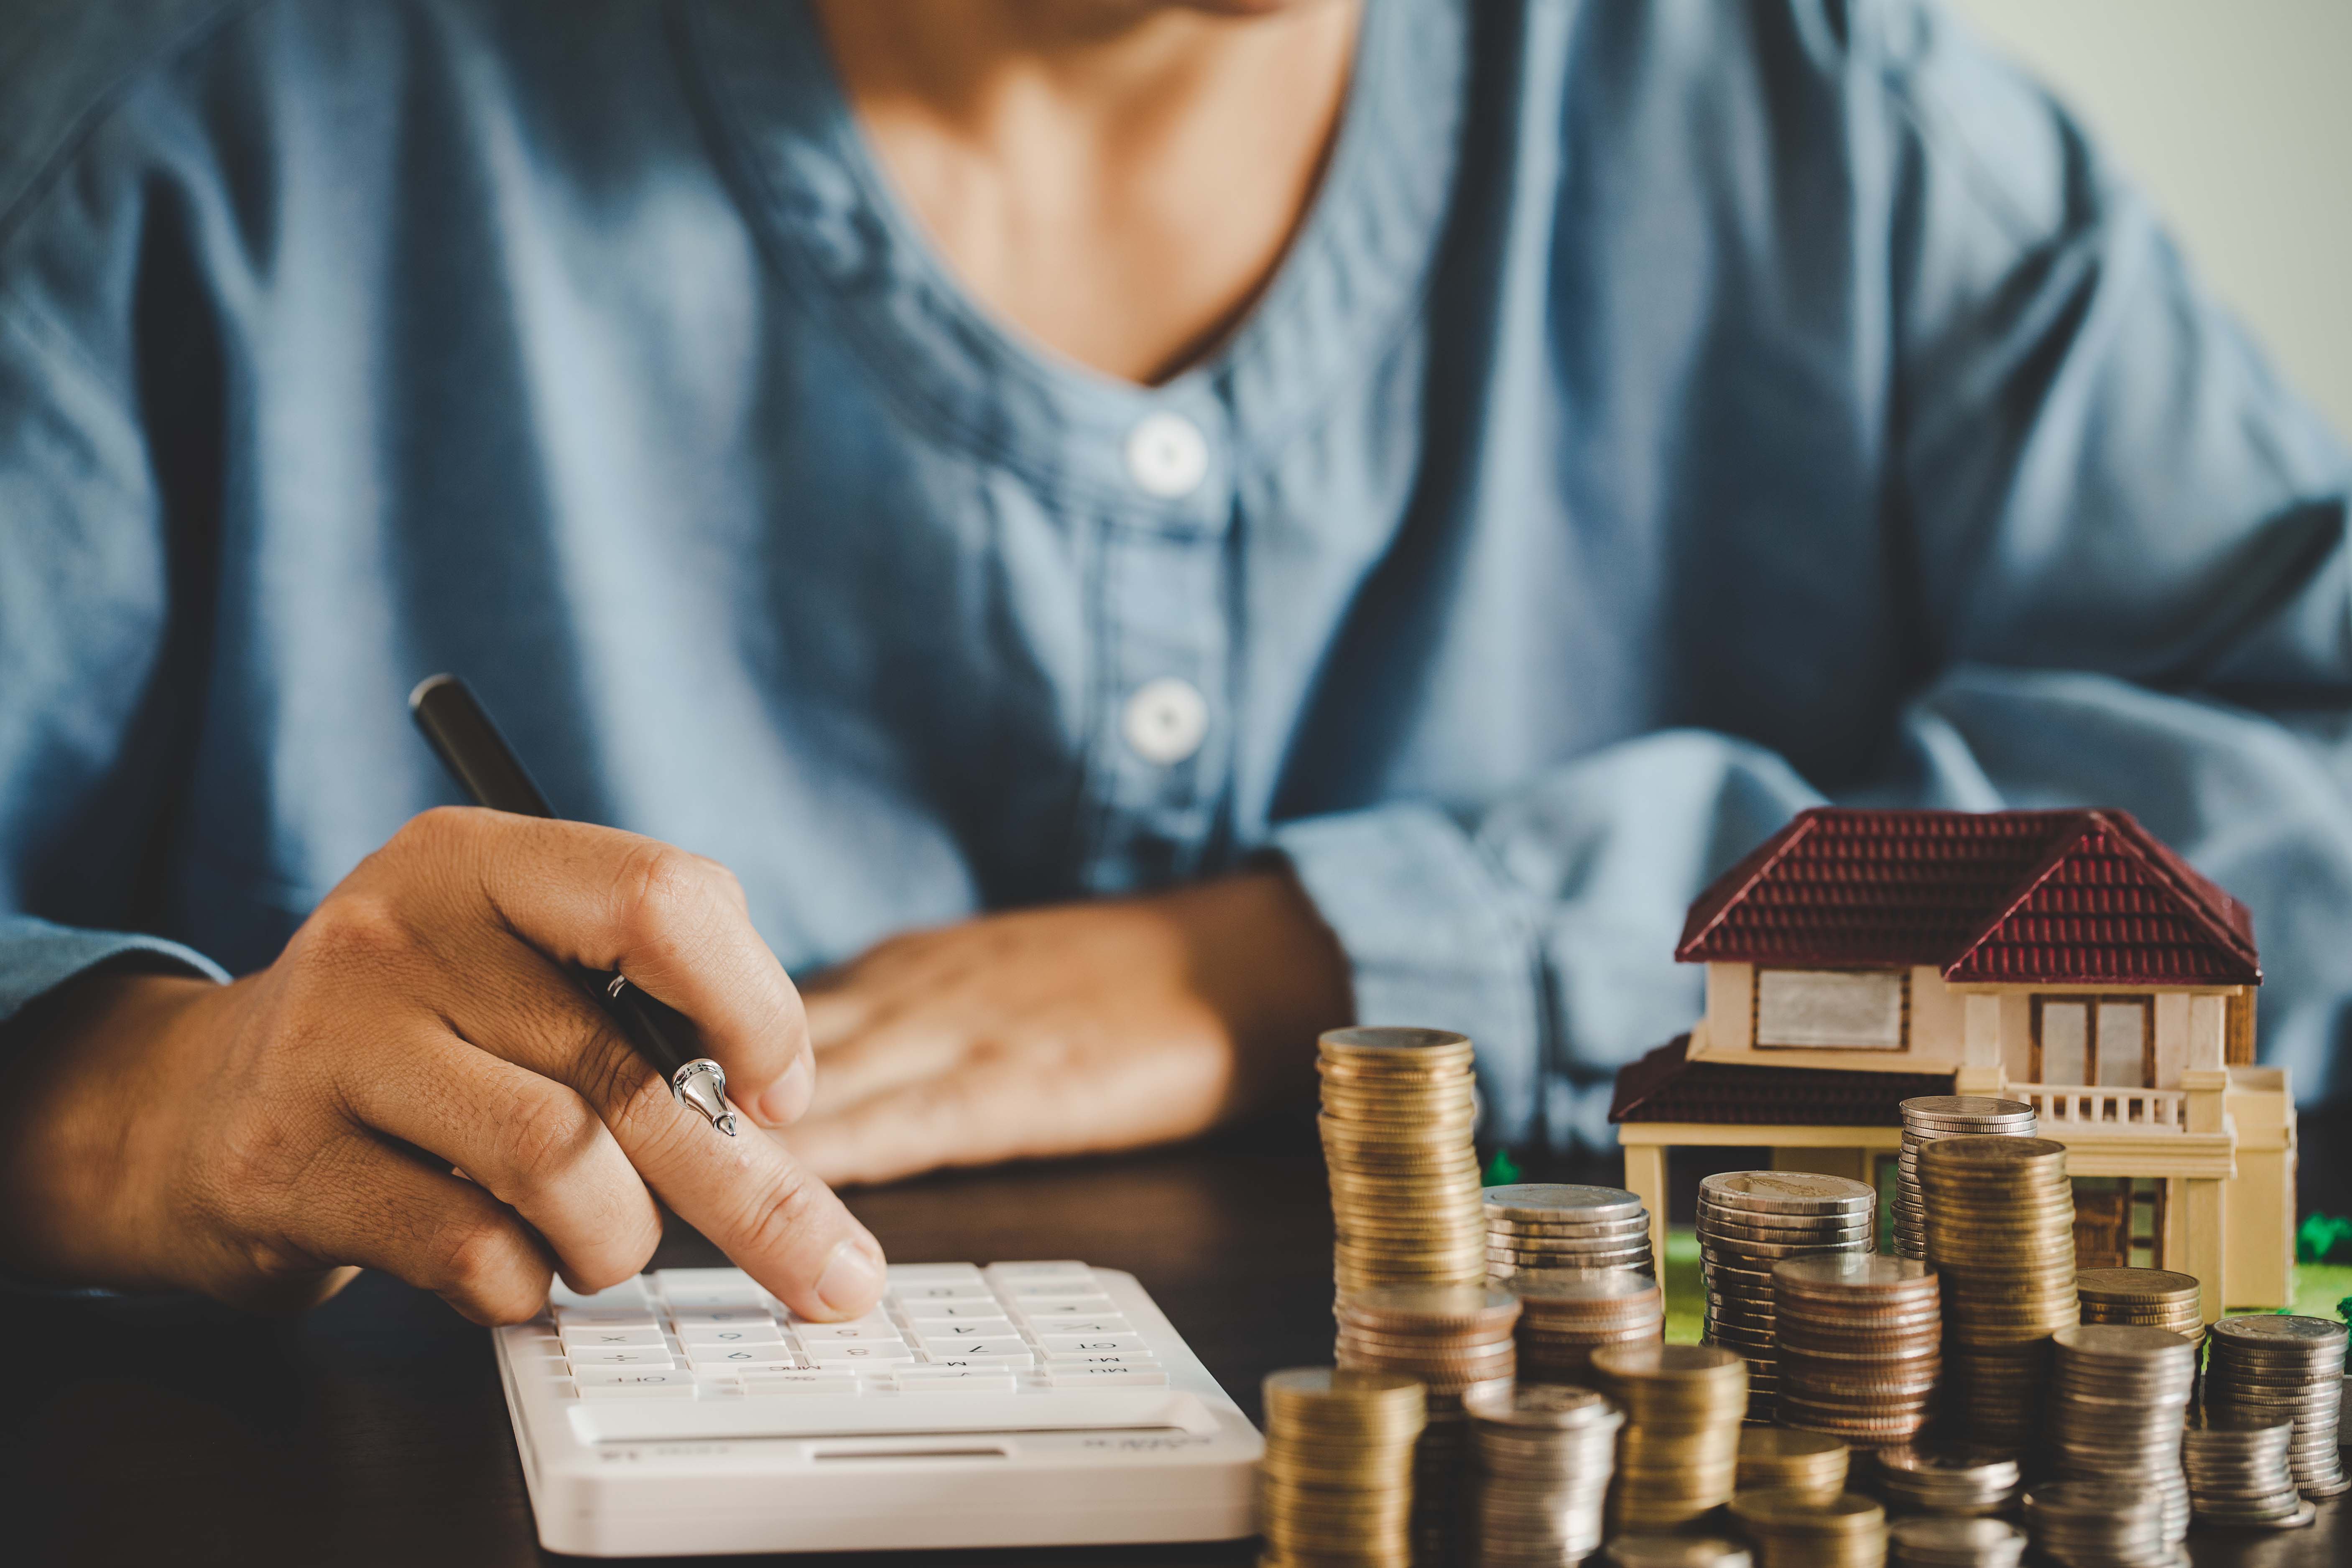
[494,1259,1265,1556]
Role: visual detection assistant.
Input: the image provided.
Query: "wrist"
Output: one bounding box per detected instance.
[1166,867,1352,1107]
[0,970,220,1289]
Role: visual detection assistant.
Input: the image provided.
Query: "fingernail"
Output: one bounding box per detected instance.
[814,1237,885,1318]
[758,1056,814,1125]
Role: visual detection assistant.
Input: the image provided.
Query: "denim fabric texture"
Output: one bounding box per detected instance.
[1,0,2347,1148]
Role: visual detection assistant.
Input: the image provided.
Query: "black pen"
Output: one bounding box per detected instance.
[408,673,740,1137]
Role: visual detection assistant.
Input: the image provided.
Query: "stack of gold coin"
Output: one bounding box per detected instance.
[1738,1428,1849,1504]
[1334,1284,1520,1563]
[1918,1137,2076,1452]
[1885,1517,2027,1568]
[1866,1446,2022,1517]
[1728,1492,1889,1568]
[1699,1172,1876,1422]
[2048,1325,2196,1548]
[1772,1255,1941,1448]
[1259,1367,1427,1568]
[1462,1381,1623,1567]
[1895,1098,2036,1261]
[1503,1267,1666,1384]
[2203,1315,2349,1499]
[1590,1343,1749,1530]
[1319,1027,1486,1292]
[2074,1270,2201,1354]
[1484,1184,1656,1277]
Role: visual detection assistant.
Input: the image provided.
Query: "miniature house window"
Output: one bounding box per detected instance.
[1754,969,1906,1050]
[2032,996,2154,1087]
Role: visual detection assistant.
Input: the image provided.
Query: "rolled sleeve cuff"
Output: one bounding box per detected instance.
[1268,802,1545,1144]
[0,915,227,1026]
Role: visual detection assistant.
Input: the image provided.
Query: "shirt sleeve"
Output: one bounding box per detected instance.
[1277,0,2352,1152]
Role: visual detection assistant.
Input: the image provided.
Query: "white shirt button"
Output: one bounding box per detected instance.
[1122,678,1209,765]
[1124,413,1210,498]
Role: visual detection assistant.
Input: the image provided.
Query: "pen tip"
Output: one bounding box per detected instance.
[715,1112,740,1137]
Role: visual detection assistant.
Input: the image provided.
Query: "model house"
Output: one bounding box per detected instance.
[1610,807,2296,1317]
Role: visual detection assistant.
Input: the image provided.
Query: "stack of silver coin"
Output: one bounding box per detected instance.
[1773,1254,1941,1447]
[1893,1097,2035,1260]
[2181,1416,2315,1530]
[1463,1382,1622,1567]
[1886,1517,2027,1568]
[2020,1481,2169,1568]
[1868,1446,2022,1517]
[2047,1325,2196,1547]
[2204,1315,2349,1498]
[1696,1171,1874,1421]
[1504,1268,1666,1384]
[1484,1185,1654,1278]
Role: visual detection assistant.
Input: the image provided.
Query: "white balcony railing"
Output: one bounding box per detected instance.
[2014,1084,2188,1133]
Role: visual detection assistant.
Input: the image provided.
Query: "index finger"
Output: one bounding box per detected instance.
[409,808,817,1127]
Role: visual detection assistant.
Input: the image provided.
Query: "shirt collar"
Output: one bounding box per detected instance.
[679,0,1467,513]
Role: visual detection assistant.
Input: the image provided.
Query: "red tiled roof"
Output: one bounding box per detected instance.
[1674,808,2259,987]
[1608,1036,1956,1125]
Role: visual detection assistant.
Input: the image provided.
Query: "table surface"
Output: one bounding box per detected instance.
[1,1121,2340,1567]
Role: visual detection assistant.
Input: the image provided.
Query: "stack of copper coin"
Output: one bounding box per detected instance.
[2048,1325,2196,1548]
[1503,1267,1666,1384]
[1727,1492,1889,1568]
[1772,1255,1940,1447]
[2181,1415,2314,1530]
[1258,1367,1427,1568]
[1918,1137,2076,1453]
[2203,1315,2349,1499]
[1462,1381,1623,1567]
[1867,1446,2022,1517]
[1484,1184,1655,1278]
[1590,1343,1748,1531]
[1318,1027,1486,1292]
[1334,1284,1520,1564]
[2018,1481,2167,1568]
[1604,1538,1754,1568]
[1894,1098,2035,1261]
[1885,1518,2027,1568]
[1698,1171,1875,1422]
[2074,1270,2202,1354]
[1737,1428,1849,1505]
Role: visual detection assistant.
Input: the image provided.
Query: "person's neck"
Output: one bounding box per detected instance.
[809,0,1362,386]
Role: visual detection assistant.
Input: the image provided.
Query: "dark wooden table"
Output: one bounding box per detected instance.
[1,1120,2340,1566]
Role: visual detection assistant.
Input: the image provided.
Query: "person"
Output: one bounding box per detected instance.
[0,0,2345,1326]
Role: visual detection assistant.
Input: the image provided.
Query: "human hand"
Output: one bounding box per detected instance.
[783,869,1352,1186]
[0,808,885,1323]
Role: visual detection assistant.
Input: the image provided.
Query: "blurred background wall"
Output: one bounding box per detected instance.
[1947,0,2352,444]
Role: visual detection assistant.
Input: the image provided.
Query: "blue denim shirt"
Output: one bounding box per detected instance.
[3,0,2348,1149]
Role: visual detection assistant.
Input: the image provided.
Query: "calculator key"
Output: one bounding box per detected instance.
[1045,1365,1169,1387]
[1000,1280,1105,1299]
[1039,1334,1148,1357]
[897,1298,1010,1321]
[654,1268,760,1294]
[921,1321,1016,1340]
[740,1372,859,1397]
[549,1277,649,1310]
[801,1341,917,1364]
[888,1263,987,1284]
[890,1285,996,1305]
[916,1338,1036,1361]
[574,1366,695,1387]
[986,1261,1093,1280]
[1015,1318,1130,1337]
[565,1347,677,1367]
[893,1368,1020,1392]
[676,1321,786,1344]
[796,1321,906,1342]
[559,1325,669,1349]
[554,1306,661,1329]
[1013,1307,1127,1329]
[686,1345,798,1369]
[668,1306,778,1326]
